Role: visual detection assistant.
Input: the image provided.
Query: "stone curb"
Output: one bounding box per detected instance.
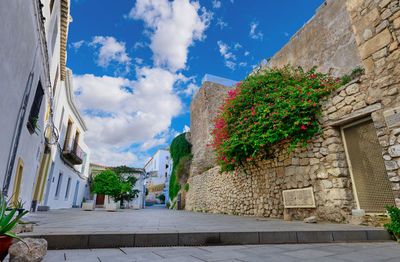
[22,229,392,249]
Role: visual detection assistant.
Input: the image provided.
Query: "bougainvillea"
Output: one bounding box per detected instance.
[210,66,341,173]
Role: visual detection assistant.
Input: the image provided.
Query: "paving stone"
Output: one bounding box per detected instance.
[283,248,335,259]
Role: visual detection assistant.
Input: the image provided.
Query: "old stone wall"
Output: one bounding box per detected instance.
[190,81,233,175]
[186,0,400,222]
[267,0,362,77]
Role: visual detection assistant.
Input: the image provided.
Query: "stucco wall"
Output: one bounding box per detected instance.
[267,0,362,77]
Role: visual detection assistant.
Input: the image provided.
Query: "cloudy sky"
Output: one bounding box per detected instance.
[67,0,324,167]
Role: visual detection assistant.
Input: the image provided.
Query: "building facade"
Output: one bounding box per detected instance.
[0,0,91,211]
[186,0,400,222]
[144,149,172,203]
[0,0,70,210]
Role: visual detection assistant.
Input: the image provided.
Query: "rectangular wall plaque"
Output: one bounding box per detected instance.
[283,187,316,208]
[384,106,400,128]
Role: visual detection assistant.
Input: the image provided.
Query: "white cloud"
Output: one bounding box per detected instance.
[183,83,199,97]
[217,40,236,70]
[183,125,190,133]
[212,0,221,8]
[71,40,84,51]
[216,18,228,29]
[249,21,263,40]
[73,67,183,165]
[234,43,242,50]
[284,32,289,37]
[244,51,250,56]
[135,58,144,65]
[134,41,145,49]
[89,36,131,71]
[128,0,212,72]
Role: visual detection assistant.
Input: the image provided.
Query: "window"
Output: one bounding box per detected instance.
[55,173,63,198]
[27,82,44,134]
[65,177,71,200]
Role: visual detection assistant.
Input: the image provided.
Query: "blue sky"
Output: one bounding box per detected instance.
[67,0,325,167]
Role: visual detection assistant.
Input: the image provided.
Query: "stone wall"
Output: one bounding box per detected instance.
[186,0,400,222]
[190,81,233,175]
[268,0,362,77]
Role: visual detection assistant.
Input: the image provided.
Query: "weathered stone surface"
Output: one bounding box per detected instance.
[9,238,47,262]
[359,29,392,59]
[267,0,362,77]
[304,216,317,223]
[388,145,400,157]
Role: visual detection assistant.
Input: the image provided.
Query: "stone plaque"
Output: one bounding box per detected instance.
[384,106,400,127]
[283,187,316,208]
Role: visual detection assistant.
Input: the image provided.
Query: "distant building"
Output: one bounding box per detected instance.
[144,149,172,203]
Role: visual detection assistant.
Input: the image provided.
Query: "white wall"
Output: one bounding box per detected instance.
[0,0,55,210]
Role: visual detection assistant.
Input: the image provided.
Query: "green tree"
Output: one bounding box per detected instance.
[91,170,121,196]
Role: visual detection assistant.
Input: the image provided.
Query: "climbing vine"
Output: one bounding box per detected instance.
[210,66,341,173]
[169,133,192,201]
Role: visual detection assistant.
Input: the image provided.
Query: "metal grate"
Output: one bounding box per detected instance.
[343,119,395,212]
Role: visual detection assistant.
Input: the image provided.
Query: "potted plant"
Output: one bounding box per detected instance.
[166,202,171,209]
[0,193,28,261]
[15,199,25,216]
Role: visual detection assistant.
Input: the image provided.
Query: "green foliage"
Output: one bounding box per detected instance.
[184,183,189,192]
[111,166,140,203]
[351,67,364,75]
[0,192,28,241]
[175,154,193,181]
[166,202,171,208]
[385,206,400,242]
[211,66,341,172]
[169,133,192,200]
[157,194,166,202]
[171,201,176,210]
[340,74,351,85]
[91,170,121,196]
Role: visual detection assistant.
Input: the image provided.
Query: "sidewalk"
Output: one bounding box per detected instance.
[21,208,392,249]
[40,242,400,262]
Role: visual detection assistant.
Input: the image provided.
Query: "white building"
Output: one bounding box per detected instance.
[0,0,73,210]
[144,149,172,202]
[38,68,91,210]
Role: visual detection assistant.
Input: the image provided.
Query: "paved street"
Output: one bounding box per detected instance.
[38,242,400,262]
[24,208,383,234]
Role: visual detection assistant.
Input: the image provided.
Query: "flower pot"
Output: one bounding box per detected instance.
[0,236,13,261]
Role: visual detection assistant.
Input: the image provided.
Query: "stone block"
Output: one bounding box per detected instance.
[366,230,392,240]
[394,17,400,29]
[220,232,259,245]
[296,231,333,243]
[304,216,317,223]
[135,233,178,247]
[351,209,366,216]
[359,29,392,59]
[259,231,297,244]
[9,238,47,262]
[43,235,89,249]
[179,233,219,245]
[332,230,367,241]
[88,234,134,248]
[388,145,400,157]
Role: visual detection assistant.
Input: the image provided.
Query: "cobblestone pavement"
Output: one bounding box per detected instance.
[24,208,382,234]
[37,242,400,262]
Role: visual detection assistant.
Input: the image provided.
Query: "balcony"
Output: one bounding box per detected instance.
[62,138,84,165]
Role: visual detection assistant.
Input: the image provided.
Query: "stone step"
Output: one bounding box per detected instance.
[22,229,392,249]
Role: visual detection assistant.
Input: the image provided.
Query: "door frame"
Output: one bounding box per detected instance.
[340,117,373,211]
